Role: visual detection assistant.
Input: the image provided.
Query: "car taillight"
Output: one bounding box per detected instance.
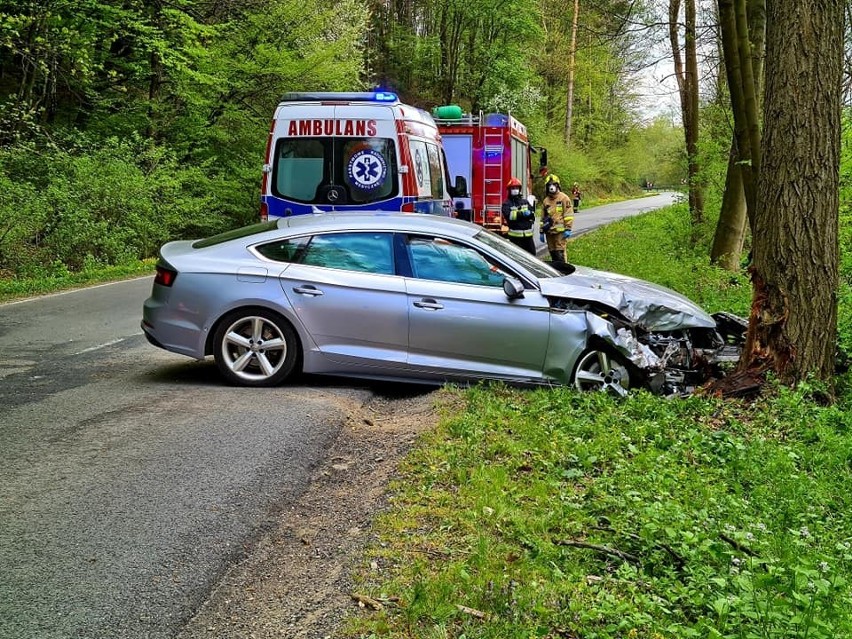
[155,266,177,287]
[401,202,415,213]
[260,201,269,222]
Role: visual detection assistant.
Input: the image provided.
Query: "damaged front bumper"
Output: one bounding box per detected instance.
[611,311,746,395]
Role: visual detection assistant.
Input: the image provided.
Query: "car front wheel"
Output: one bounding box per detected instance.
[572,348,632,396]
[213,309,298,387]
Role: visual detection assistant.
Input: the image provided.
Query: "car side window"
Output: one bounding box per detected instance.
[299,232,394,275]
[406,236,507,287]
[254,235,310,262]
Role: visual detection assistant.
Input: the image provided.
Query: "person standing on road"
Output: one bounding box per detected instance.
[501,177,536,254]
[571,182,582,211]
[540,174,574,263]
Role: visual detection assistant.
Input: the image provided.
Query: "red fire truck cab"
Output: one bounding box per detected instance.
[433,107,546,231]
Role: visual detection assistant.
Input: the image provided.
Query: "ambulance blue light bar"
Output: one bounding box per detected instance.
[279,92,399,104]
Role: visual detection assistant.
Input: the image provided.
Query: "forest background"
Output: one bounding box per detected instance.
[0,0,692,280]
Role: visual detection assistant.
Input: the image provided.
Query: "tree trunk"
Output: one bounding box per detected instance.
[684,0,703,226]
[742,0,842,387]
[711,0,764,268]
[710,136,747,270]
[669,0,703,230]
[564,0,580,146]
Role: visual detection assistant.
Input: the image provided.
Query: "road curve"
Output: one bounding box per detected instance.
[535,191,681,256]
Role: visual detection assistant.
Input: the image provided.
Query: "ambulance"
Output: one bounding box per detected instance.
[260,92,467,220]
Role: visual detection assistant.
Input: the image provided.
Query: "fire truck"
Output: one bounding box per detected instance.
[432,106,546,231]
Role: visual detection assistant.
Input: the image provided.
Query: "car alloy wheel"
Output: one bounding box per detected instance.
[573,348,631,396]
[213,309,298,386]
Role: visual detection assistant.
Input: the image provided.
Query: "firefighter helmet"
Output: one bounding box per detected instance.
[545,174,561,186]
[506,177,522,189]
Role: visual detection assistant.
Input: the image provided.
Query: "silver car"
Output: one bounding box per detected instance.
[142,213,743,395]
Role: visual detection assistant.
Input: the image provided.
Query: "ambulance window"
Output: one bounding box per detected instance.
[341,138,397,204]
[409,140,432,199]
[274,139,326,202]
[426,143,445,199]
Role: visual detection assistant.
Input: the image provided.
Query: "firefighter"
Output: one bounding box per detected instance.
[540,174,574,263]
[571,182,582,211]
[501,177,536,254]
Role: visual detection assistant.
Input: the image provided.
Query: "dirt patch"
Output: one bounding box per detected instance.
[177,388,444,638]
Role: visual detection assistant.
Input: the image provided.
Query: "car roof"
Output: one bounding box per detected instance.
[275,212,481,238]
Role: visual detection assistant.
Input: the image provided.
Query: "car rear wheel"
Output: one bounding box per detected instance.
[213,309,298,387]
[572,348,632,396]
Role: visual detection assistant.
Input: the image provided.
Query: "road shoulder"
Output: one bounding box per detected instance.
[177,389,442,638]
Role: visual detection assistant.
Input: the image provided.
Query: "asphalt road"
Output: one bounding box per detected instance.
[0,193,677,639]
[0,280,384,639]
[535,190,681,256]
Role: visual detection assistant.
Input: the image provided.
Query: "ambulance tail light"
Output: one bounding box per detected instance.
[401,202,415,213]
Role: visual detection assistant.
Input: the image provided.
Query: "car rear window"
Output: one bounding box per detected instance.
[300,232,394,274]
[192,221,279,249]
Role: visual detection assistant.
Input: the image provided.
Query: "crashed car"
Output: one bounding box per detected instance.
[142,213,744,394]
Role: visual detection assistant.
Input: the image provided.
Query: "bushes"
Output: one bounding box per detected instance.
[0,137,246,276]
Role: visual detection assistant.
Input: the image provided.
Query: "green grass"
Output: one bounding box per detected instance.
[0,259,155,303]
[347,203,852,639]
[349,385,852,639]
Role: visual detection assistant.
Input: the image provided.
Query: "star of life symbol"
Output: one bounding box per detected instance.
[347,149,387,191]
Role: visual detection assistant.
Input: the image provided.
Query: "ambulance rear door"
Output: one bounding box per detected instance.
[335,103,400,211]
[269,103,400,215]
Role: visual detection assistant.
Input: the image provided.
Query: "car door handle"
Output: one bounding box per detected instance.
[293,285,324,296]
[413,298,444,310]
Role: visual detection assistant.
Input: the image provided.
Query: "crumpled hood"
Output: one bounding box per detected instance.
[539,265,716,330]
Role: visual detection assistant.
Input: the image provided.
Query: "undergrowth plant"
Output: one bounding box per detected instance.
[349,384,852,639]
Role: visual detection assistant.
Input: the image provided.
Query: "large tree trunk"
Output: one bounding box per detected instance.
[741,0,842,386]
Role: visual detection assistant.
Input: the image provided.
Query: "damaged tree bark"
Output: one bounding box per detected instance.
[739,0,841,389]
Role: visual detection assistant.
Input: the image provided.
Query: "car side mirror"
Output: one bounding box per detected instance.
[538,148,548,170]
[503,276,525,299]
[450,175,468,198]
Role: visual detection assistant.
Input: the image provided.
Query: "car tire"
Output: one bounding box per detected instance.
[213,309,299,387]
[571,347,633,396]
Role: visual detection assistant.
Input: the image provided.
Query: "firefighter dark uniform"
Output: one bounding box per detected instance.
[501,177,536,254]
[541,174,574,263]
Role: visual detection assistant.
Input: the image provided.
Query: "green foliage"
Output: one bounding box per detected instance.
[622,117,686,188]
[350,382,852,639]
[836,116,852,360]
[0,259,154,302]
[0,0,368,278]
[0,136,225,274]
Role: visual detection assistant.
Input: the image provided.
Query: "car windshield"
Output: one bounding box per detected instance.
[475,230,561,279]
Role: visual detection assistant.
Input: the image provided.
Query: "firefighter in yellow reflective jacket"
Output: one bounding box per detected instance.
[540,174,574,263]
[501,177,536,254]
